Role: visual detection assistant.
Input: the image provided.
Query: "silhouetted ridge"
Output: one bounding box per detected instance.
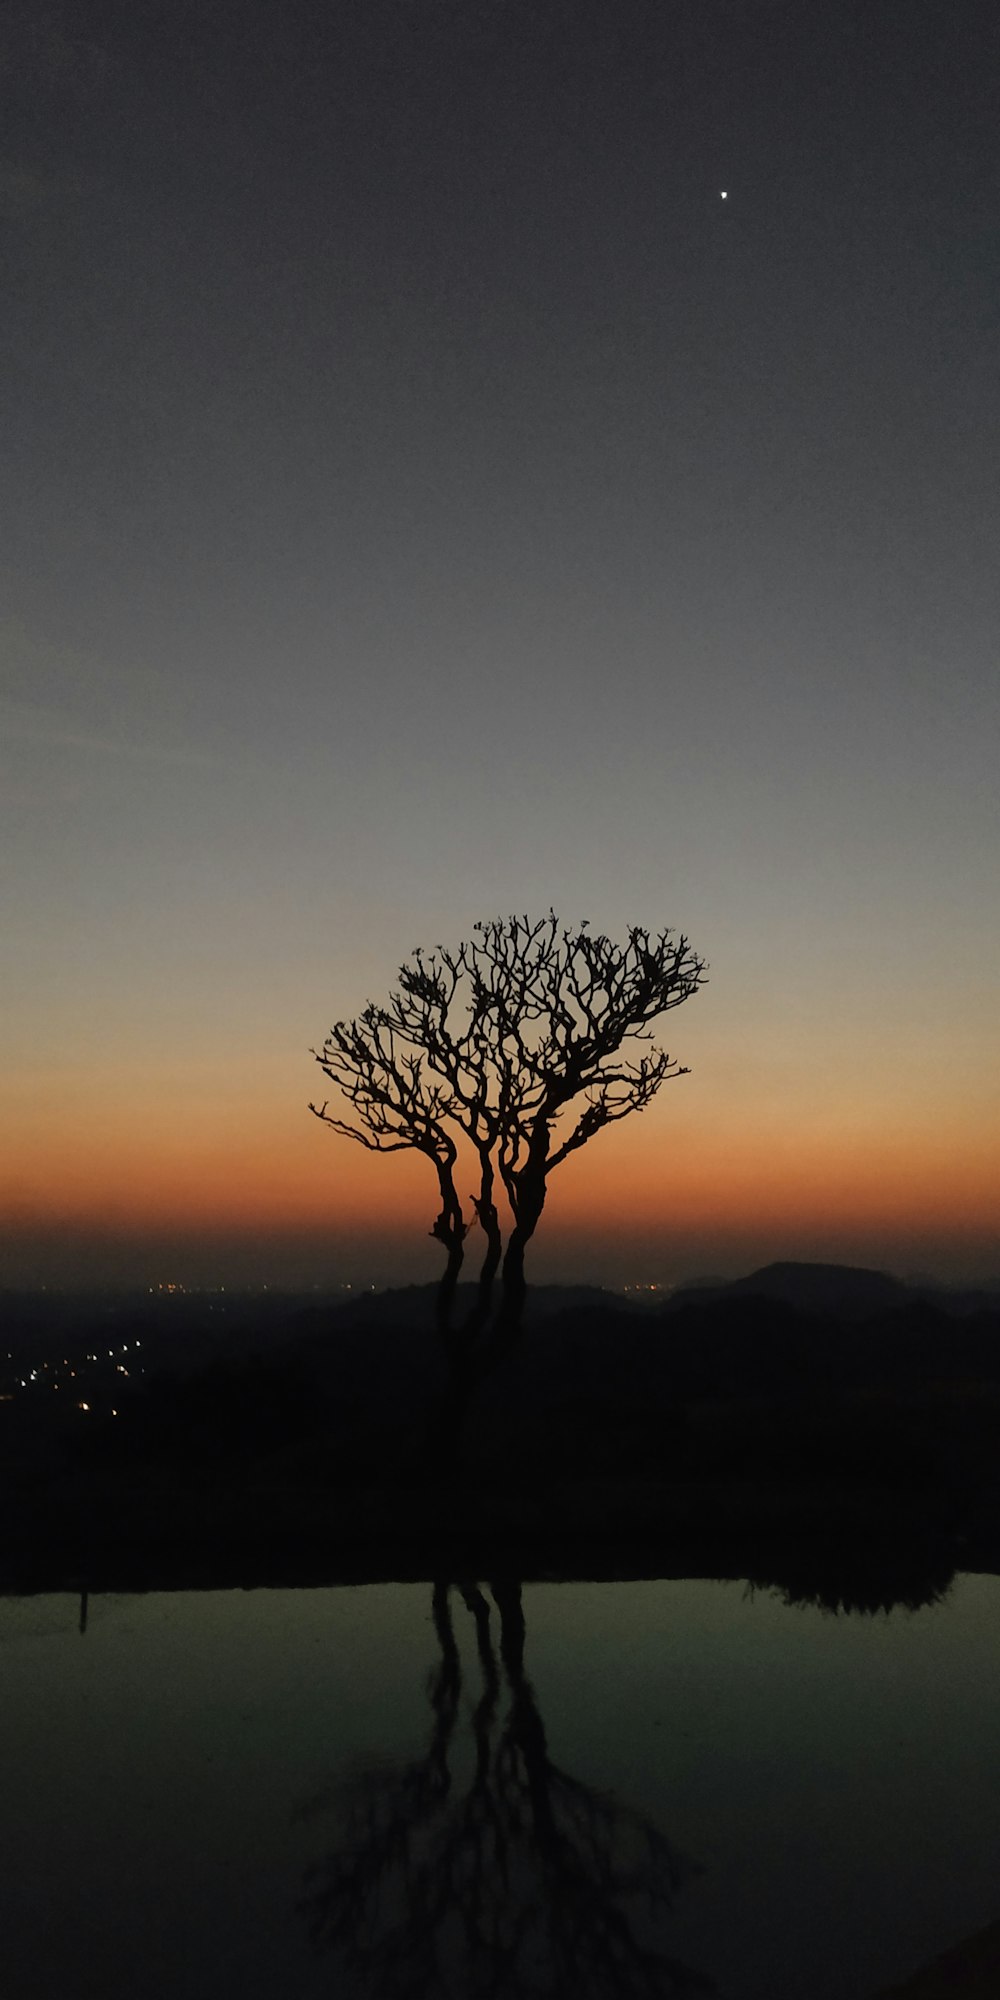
[671,1261,907,1320]
[328,1282,617,1331]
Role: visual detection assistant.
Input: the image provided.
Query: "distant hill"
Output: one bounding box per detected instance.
[670,1262,904,1321]
[669,1261,1000,1321]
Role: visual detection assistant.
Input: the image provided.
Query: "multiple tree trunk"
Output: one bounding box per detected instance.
[310,914,707,1450]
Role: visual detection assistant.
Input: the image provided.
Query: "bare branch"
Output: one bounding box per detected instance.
[310,915,706,1349]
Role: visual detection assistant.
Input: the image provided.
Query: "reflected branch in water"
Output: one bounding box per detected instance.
[296,1580,715,1998]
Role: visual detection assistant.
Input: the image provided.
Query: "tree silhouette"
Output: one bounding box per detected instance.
[747,1547,956,1618]
[311,915,706,1397]
[295,1579,715,1999]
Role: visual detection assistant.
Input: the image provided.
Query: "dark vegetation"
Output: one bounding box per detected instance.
[3,1262,1000,1594]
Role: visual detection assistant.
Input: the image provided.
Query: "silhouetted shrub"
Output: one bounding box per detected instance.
[749,1541,957,1616]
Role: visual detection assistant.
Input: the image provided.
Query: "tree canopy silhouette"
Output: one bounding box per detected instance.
[311,913,706,1392]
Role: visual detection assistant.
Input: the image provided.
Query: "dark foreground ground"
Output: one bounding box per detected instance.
[3,1268,1000,1597]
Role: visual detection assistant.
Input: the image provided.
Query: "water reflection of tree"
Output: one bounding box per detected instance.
[748,1546,957,1618]
[295,1580,715,1998]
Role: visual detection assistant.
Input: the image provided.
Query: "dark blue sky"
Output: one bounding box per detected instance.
[2,0,998,1285]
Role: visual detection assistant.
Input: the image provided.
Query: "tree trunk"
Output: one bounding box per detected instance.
[430,1151,468,1345]
[435,1236,465,1345]
[497,1230,529,1336]
[447,1145,500,1343]
[493,1162,546,1353]
[428,1154,545,1474]
[472,1188,503,1332]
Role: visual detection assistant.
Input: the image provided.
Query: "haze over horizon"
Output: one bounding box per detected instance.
[3,1,998,1292]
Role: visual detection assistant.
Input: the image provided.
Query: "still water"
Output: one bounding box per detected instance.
[2,1575,1000,1999]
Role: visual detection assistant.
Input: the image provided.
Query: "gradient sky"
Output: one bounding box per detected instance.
[2,0,997,1289]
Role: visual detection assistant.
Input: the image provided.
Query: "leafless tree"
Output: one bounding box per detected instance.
[311,914,706,1390]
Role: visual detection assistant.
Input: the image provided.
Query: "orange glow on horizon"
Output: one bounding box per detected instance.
[4,1081,997,1267]
[3,1016,998,1286]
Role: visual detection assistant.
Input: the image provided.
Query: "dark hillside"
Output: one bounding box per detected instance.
[4,1268,1000,1590]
